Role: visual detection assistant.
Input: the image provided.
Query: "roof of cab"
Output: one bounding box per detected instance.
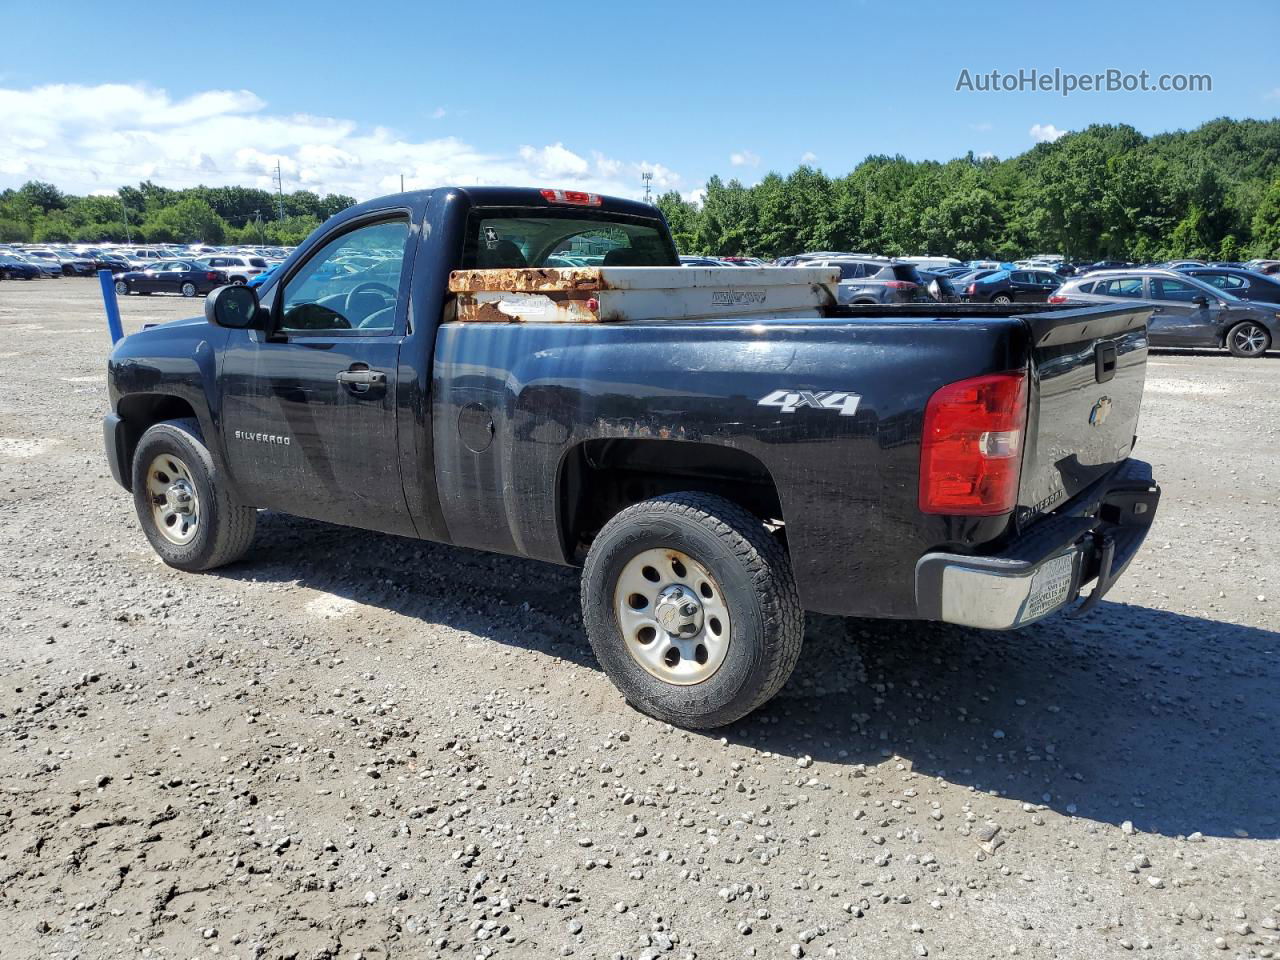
[341,186,662,222]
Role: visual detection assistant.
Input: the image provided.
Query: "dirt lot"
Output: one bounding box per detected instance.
[0,278,1277,960]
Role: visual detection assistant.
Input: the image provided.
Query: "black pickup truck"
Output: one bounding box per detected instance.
[104,186,1160,728]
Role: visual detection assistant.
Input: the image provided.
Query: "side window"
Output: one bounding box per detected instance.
[1011,271,1030,283]
[279,218,410,333]
[837,263,863,280]
[1150,277,1200,302]
[1098,277,1143,298]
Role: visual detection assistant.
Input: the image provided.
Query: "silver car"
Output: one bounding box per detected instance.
[1052,268,1278,358]
[800,257,928,304]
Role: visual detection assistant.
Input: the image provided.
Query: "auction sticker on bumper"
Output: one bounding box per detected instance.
[1022,551,1076,622]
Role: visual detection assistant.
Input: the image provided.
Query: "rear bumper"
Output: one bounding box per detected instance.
[915,458,1160,629]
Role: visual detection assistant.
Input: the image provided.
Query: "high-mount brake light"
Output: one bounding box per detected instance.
[919,370,1029,516]
[540,189,603,207]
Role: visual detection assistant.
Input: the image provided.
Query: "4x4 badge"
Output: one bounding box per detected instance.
[758,389,861,416]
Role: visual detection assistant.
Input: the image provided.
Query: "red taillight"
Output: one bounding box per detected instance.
[965,283,977,295]
[206,271,219,281]
[540,188,602,206]
[1047,294,1067,304]
[884,280,916,290]
[919,371,1028,516]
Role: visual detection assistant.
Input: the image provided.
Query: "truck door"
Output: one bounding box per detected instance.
[217,214,417,536]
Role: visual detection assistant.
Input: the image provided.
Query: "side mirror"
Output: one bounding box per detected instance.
[205,283,264,329]
[1191,294,1209,307]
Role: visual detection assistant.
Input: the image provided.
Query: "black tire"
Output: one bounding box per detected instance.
[581,492,803,729]
[114,279,129,295]
[1226,320,1271,358]
[180,281,198,298]
[131,419,257,572]
[991,293,1012,305]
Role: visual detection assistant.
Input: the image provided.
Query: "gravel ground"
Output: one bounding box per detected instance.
[0,279,1277,960]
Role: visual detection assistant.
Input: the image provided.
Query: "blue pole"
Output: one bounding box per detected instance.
[98,269,124,344]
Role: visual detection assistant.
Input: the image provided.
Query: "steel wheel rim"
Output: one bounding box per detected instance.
[1233,323,1267,355]
[146,453,200,545]
[614,548,731,686]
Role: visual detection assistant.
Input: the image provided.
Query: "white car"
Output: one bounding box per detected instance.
[204,255,269,285]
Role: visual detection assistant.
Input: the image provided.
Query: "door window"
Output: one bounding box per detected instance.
[1150,277,1201,302]
[1095,277,1144,298]
[279,218,410,333]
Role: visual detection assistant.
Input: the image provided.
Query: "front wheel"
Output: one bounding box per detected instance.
[180,281,198,297]
[131,419,257,571]
[581,492,803,728]
[1226,321,1271,358]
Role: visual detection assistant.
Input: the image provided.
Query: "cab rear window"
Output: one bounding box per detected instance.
[461,211,676,269]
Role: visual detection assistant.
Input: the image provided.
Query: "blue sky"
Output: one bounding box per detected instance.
[2,0,1279,201]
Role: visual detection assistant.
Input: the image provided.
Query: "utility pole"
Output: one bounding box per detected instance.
[400,174,405,193]
[118,193,133,244]
[253,209,266,244]
[641,171,653,204]
[273,161,286,220]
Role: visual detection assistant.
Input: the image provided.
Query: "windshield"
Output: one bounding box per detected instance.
[460,210,676,269]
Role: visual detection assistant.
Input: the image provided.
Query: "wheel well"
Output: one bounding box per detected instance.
[114,394,200,487]
[558,439,784,561]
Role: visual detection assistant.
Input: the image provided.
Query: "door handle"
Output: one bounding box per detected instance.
[336,368,387,393]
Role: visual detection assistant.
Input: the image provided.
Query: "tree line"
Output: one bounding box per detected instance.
[5,116,1280,259]
[0,181,357,247]
[657,117,1280,261]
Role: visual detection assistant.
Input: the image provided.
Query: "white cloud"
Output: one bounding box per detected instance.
[969,122,993,132]
[800,151,818,165]
[0,83,682,201]
[729,150,760,167]
[1030,123,1067,143]
[430,106,447,119]
[978,151,996,160]
[682,185,707,207]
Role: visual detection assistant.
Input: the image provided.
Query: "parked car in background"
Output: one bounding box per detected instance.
[799,257,928,304]
[1050,268,1278,357]
[113,260,229,298]
[1175,266,1280,304]
[915,268,959,302]
[718,256,766,266]
[960,268,1061,304]
[1244,259,1280,276]
[205,255,269,285]
[0,255,43,280]
[25,248,95,276]
[1079,260,1130,275]
[899,255,962,271]
[247,263,282,289]
[679,256,726,267]
[11,251,62,277]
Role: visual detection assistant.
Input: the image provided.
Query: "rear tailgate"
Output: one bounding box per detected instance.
[1017,304,1152,529]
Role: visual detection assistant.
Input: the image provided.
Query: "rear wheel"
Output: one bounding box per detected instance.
[991,293,1013,305]
[581,492,803,728]
[114,279,129,295]
[131,419,257,571]
[180,281,198,298]
[1226,321,1271,358]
